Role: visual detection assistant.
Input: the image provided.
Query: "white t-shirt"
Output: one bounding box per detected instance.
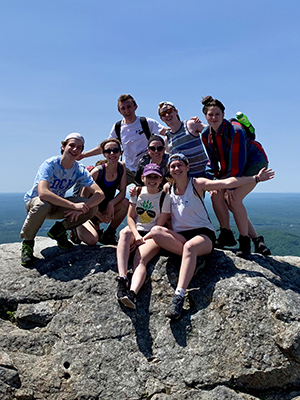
[170,179,214,233]
[130,186,171,232]
[109,117,164,171]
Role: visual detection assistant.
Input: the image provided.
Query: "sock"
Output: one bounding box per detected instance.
[175,288,185,298]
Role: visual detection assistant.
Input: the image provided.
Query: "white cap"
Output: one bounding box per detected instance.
[64,132,85,145]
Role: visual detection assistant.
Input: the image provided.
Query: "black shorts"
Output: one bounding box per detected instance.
[138,230,149,237]
[177,228,216,244]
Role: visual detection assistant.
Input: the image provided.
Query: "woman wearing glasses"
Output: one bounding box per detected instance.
[75,138,129,246]
[151,153,275,320]
[158,101,208,178]
[135,135,170,187]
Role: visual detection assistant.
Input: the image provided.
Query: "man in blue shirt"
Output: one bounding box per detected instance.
[20,133,104,267]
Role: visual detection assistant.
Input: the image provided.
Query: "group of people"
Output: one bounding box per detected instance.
[20,94,275,320]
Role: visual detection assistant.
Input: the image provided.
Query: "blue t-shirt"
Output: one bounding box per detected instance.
[24,156,94,202]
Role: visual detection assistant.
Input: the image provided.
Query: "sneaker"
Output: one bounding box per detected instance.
[97,228,104,243]
[253,236,271,256]
[215,228,237,249]
[165,294,184,320]
[121,290,137,310]
[236,235,251,259]
[21,240,37,267]
[100,229,118,246]
[47,222,73,249]
[69,228,81,245]
[116,276,129,300]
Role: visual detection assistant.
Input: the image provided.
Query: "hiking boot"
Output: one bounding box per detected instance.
[121,290,137,309]
[253,236,271,256]
[100,228,118,246]
[47,222,73,249]
[236,235,251,259]
[21,240,37,267]
[215,228,237,249]
[165,294,185,320]
[69,228,81,245]
[116,276,129,300]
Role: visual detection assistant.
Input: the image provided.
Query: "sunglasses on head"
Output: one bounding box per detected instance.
[103,148,120,154]
[148,145,164,152]
[159,108,174,118]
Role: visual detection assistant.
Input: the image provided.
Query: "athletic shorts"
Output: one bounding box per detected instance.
[177,228,216,244]
[137,230,149,238]
[243,161,268,176]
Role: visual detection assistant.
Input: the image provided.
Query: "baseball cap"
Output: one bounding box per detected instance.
[142,163,163,177]
[167,153,189,166]
[64,132,85,145]
[158,101,176,112]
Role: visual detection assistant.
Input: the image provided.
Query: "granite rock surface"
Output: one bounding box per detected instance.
[0,237,300,399]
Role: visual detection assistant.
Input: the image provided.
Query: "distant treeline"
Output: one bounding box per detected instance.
[0,193,299,257]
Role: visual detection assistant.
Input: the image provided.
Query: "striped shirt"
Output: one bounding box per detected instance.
[166,121,208,177]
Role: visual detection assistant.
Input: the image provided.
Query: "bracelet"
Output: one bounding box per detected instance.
[255,175,260,183]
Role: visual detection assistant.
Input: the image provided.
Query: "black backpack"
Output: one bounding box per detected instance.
[115,117,151,142]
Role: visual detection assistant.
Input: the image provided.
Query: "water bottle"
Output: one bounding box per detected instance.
[236,112,255,135]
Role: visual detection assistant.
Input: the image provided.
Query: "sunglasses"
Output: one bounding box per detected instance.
[148,145,164,152]
[103,148,120,154]
[159,108,174,118]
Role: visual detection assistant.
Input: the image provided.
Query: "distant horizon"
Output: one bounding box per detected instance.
[0,192,299,256]
[1,192,300,195]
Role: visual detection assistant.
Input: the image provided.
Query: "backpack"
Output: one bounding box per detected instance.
[228,118,256,141]
[115,117,151,143]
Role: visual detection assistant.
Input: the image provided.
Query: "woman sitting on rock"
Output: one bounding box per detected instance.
[75,138,129,246]
[116,163,171,309]
[151,153,275,320]
[201,96,271,258]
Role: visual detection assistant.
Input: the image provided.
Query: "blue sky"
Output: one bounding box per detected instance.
[1,0,300,193]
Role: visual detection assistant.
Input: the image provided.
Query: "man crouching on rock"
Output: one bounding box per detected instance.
[20,133,105,267]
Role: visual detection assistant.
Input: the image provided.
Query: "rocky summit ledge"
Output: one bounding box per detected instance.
[0,237,300,400]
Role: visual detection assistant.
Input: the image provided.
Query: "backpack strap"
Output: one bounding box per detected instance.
[115,117,150,142]
[139,117,151,140]
[159,190,166,213]
[117,161,124,177]
[95,164,104,187]
[136,186,142,198]
[191,179,212,223]
[115,120,122,142]
[228,118,256,141]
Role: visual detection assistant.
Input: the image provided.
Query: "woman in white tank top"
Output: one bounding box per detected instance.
[151,153,274,320]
